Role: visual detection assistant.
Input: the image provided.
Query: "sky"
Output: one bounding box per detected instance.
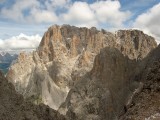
[0,0,160,50]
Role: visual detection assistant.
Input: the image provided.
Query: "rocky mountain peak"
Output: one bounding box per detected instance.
[7,25,157,112]
[38,25,157,62]
[38,24,106,62]
[115,29,157,59]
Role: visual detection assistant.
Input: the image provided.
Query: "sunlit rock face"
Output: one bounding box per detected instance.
[7,24,157,112]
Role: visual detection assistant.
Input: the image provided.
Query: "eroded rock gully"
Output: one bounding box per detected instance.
[0,71,65,120]
[6,24,159,119]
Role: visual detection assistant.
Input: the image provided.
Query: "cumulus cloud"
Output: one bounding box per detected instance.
[1,0,39,22]
[60,1,131,28]
[90,1,131,27]
[1,0,58,24]
[61,2,97,27]
[0,0,130,28]
[134,3,160,44]
[0,33,41,50]
[26,8,58,23]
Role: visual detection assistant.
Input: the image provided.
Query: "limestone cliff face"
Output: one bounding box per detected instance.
[7,25,157,111]
[7,51,68,110]
[59,45,159,120]
[0,71,65,120]
[59,47,142,120]
[115,30,156,59]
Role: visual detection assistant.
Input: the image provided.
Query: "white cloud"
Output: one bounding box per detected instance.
[134,3,160,44]
[90,1,131,27]
[61,1,130,28]
[0,33,41,50]
[26,8,58,24]
[1,0,58,24]
[61,2,97,27]
[1,0,39,22]
[0,0,130,28]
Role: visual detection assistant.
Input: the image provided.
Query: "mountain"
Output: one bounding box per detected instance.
[0,49,34,64]
[6,25,158,119]
[0,70,65,120]
[59,47,141,119]
[0,52,18,74]
[0,52,18,63]
[60,45,160,120]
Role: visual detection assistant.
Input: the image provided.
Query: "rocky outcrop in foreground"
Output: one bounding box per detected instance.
[6,25,159,119]
[0,71,65,120]
[120,45,160,120]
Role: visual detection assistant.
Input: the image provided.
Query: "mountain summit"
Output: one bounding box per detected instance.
[6,25,159,119]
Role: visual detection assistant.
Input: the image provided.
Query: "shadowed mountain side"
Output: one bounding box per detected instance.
[120,45,160,120]
[59,47,144,120]
[0,71,66,120]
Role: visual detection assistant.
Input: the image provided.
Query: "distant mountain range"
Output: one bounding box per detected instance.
[0,52,18,63]
[0,49,35,74]
[0,52,18,74]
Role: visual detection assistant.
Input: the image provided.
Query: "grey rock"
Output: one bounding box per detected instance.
[6,25,157,117]
[0,71,66,120]
[60,47,142,120]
